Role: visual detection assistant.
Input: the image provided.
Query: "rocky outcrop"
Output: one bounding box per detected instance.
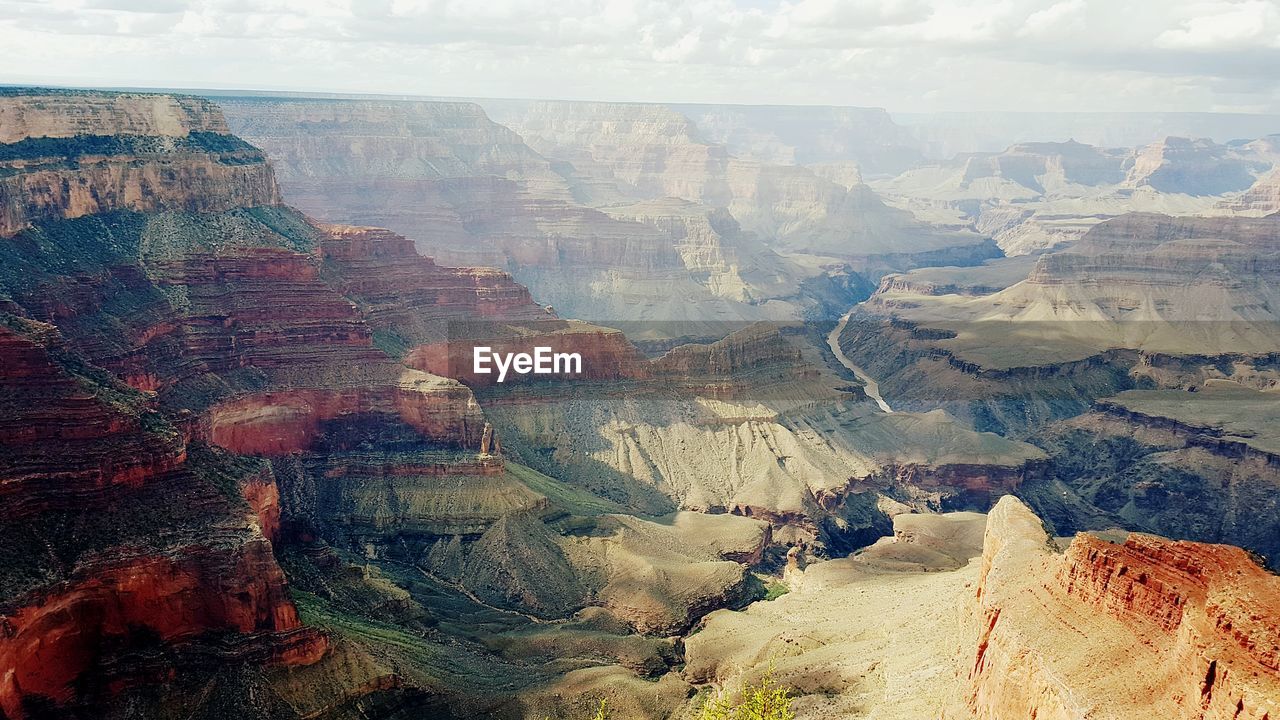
[872,136,1275,255]
[480,325,1045,552]
[1013,382,1280,572]
[969,496,1280,720]
[0,316,325,718]
[1220,169,1280,216]
[682,510,987,719]
[219,96,822,327]
[1125,136,1262,196]
[206,372,487,455]
[0,90,280,237]
[431,510,767,634]
[0,89,621,717]
[0,90,231,142]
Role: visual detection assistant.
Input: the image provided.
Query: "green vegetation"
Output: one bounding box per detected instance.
[0,132,262,163]
[694,670,796,720]
[371,328,413,359]
[293,589,447,668]
[557,670,796,720]
[761,579,790,602]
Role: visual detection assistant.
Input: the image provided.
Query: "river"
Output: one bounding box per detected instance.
[826,308,893,413]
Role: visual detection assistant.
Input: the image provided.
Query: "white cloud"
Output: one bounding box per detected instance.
[0,0,1278,112]
[1155,0,1280,49]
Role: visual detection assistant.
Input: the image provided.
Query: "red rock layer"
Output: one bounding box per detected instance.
[0,537,325,719]
[319,223,549,338]
[969,497,1280,720]
[0,321,186,516]
[162,248,387,377]
[206,377,486,456]
[0,319,324,718]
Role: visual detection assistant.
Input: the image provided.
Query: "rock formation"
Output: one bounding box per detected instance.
[0,88,673,717]
[0,89,280,237]
[0,316,325,719]
[683,510,986,720]
[478,323,1045,553]
[485,99,994,269]
[837,213,1280,433]
[873,136,1276,255]
[969,496,1280,719]
[1016,381,1280,570]
[218,96,847,328]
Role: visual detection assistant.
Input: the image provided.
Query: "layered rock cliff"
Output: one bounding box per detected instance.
[1014,381,1280,571]
[477,323,1045,553]
[837,212,1280,434]
[218,96,832,327]
[0,89,280,237]
[486,99,993,269]
[969,496,1280,719]
[0,316,325,719]
[0,89,630,717]
[872,136,1275,255]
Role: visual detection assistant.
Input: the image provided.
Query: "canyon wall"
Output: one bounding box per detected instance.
[837,212,1280,434]
[969,496,1280,719]
[219,96,829,326]
[0,317,325,719]
[0,90,280,237]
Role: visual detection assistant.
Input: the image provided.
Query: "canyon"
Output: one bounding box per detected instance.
[1,85,1279,720]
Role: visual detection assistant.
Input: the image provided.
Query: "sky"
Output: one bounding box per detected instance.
[2,0,1279,113]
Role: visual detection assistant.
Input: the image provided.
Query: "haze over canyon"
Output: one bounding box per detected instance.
[0,79,1278,720]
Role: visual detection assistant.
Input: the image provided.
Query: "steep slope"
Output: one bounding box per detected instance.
[683,511,984,719]
[0,88,691,719]
[969,496,1280,719]
[473,323,1044,554]
[684,497,1280,720]
[0,89,280,237]
[1017,381,1280,569]
[0,315,326,719]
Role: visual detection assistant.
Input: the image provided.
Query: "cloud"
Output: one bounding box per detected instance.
[1155,0,1280,50]
[0,0,1278,113]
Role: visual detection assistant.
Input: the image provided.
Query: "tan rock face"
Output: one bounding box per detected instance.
[0,92,230,143]
[219,97,816,326]
[682,510,987,719]
[481,325,1045,550]
[872,135,1276,256]
[0,91,280,236]
[1220,168,1280,215]
[1125,136,1261,196]
[969,497,1280,720]
[837,212,1280,434]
